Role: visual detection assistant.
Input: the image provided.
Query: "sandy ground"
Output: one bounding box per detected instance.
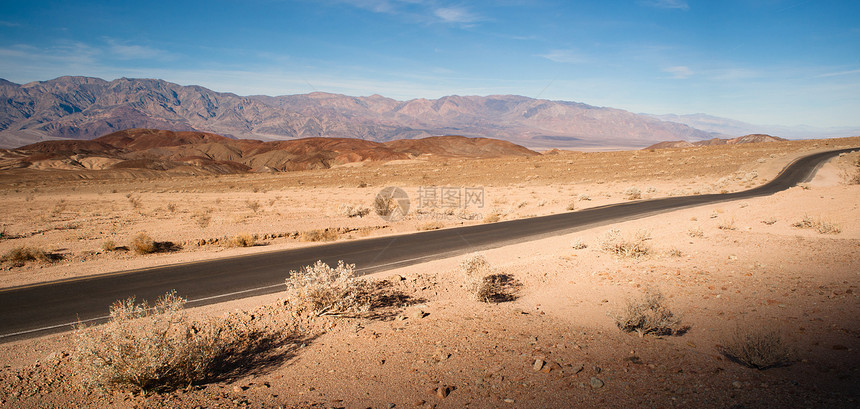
[0,138,858,408]
[0,137,857,288]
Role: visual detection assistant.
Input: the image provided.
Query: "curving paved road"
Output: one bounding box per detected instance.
[0,147,856,342]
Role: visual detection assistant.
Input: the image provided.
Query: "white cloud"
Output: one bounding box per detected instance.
[640,0,689,10]
[539,49,588,64]
[816,68,860,78]
[0,20,22,27]
[106,39,173,60]
[434,6,481,24]
[663,65,693,79]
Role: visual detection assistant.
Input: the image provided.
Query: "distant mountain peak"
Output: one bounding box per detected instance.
[1,76,721,149]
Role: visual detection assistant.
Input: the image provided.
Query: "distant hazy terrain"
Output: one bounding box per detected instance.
[0,76,722,149]
[646,113,860,141]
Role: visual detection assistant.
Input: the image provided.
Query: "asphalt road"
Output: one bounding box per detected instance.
[0,147,856,342]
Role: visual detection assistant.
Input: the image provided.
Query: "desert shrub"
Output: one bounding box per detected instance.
[131,233,156,254]
[839,158,860,184]
[570,238,588,249]
[284,260,373,316]
[718,217,736,230]
[194,213,212,228]
[1,246,50,267]
[578,193,591,201]
[792,215,841,234]
[614,292,683,336]
[418,221,445,231]
[127,195,142,209]
[566,201,576,211]
[599,229,651,258]
[73,291,245,393]
[300,229,339,242]
[761,217,777,225]
[338,204,371,218]
[226,234,256,248]
[719,327,793,369]
[245,200,261,213]
[483,213,501,223]
[667,247,684,257]
[624,187,642,200]
[687,227,704,238]
[166,203,177,213]
[102,240,117,252]
[459,254,518,302]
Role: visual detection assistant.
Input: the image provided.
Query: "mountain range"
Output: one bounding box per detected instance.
[0,76,724,149]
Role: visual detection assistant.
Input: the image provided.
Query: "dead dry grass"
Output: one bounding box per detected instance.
[459,254,519,302]
[614,292,684,336]
[719,326,794,370]
[792,215,841,234]
[73,291,271,393]
[599,229,652,258]
[1,246,52,267]
[284,260,374,316]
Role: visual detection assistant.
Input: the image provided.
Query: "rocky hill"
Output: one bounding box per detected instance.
[0,128,538,173]
[0,76,721,149]
[645,134,788,150]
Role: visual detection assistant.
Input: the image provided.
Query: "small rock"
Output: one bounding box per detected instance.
[590,377,604,389]
[388,403,396,408]
[532,359,545,371]
[732,381,743,389]
[232,385,244,393]
[570,364,584,375]
[541,361,562,373]
[435,385,451,398]
[414,400,425,407]
[593,366,601,374]
[410,309,427,320]
[504,398,515,403]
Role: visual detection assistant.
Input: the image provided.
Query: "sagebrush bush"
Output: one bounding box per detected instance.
[73,291,245,393]
[624,187,642,200]
[338,204,371,218]
[131,233,156,254]
[418,221,445,230]
[227,234,256,248]
[719,327,793,369]
[101,240,117,252]
[1,246,50,267]
[459,254,517,302]
[614,292,683,336]
[687,227,704,238]
[599,229,651,258]
[792,215,841,234]
[300,229,339,242]
[482,213,501,223]
[284,260,373,316]
[570,238,588,250]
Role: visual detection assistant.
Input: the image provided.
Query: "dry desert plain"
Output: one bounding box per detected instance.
[0,136,859,408]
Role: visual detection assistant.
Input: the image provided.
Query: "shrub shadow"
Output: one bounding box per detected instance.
[206,331,319,383]
[481,273,522,303]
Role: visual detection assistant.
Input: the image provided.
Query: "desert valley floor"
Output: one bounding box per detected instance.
[0,137,859,408]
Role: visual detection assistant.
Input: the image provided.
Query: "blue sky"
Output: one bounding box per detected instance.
[1,0,858,127]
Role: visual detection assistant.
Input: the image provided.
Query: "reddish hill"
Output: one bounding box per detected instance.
[384,135,538,158]
[0,128,539,173]
[645,134,788,150]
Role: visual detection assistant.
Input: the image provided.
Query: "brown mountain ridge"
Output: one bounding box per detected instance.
[0,128,538,173]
